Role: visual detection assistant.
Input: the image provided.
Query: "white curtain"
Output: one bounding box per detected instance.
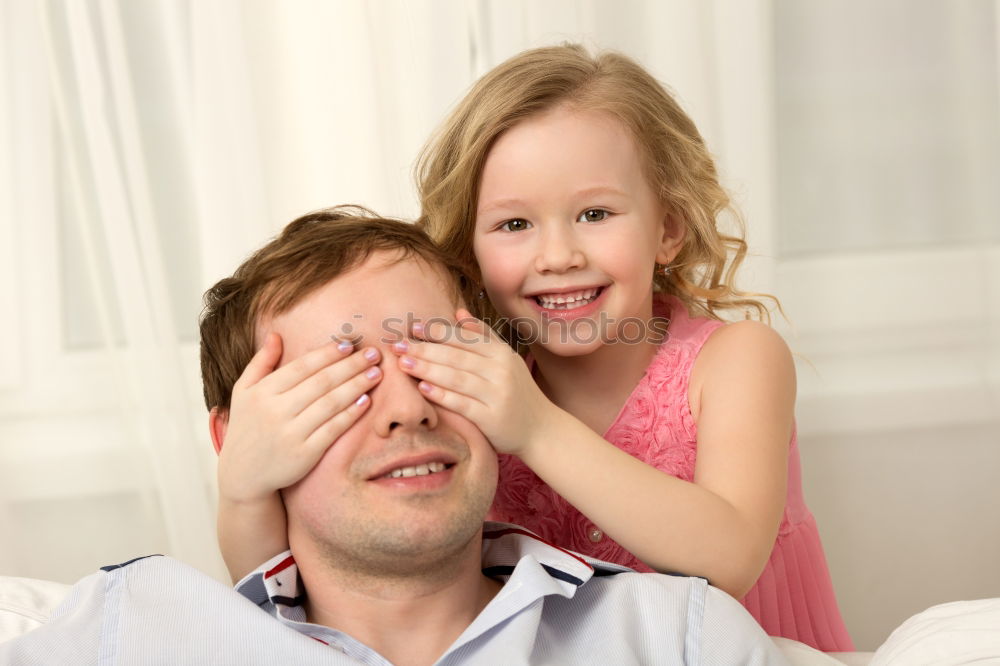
[3,0,760,585]
[1,0,997,650]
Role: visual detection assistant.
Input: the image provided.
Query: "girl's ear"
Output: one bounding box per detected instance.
[209,407,229,454]
[655,211,686,265]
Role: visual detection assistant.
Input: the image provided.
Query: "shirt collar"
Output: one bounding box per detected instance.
[480,523,631,588]
[235,521,632,647]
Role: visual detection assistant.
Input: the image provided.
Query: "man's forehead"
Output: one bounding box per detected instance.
[326,308,453,348]
[269,255,458,356]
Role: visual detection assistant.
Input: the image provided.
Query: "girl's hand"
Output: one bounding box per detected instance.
[217,332,384,505]
[391,308,556,458]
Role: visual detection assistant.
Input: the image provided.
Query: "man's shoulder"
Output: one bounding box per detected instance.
[537,566,788,664]
[95,553,234,594]
[482,522,705,589]
[483,523,714,616]
[561,565,709,614]
[482,525,786,662]
[99,554,165,572]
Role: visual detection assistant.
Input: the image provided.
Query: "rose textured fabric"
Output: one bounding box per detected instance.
[489,295,854,652]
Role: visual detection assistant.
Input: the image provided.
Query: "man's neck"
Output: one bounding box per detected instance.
[297,540,502,666]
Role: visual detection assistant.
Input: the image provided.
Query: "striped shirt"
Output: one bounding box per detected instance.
[0,523,788,664]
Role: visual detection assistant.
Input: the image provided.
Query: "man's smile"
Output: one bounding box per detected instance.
[365,449,462,491]
[379,461,451,479]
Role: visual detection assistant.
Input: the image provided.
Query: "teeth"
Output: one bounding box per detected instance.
[384,461,448,479]
[536,288,600,310]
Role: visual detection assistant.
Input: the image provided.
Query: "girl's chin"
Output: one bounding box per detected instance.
[525,332,610,358]
[533,342,600,358]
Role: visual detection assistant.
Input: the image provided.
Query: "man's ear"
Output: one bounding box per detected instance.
[209,407,229,455]
[655,211,686,265]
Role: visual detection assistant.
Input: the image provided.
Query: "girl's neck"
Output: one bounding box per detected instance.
[530,336,661,435]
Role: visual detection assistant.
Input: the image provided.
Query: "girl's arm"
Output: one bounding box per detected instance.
[396,313,791,599]
[213,333,384,582]
[519,320,791,598]
[216,492,290,584]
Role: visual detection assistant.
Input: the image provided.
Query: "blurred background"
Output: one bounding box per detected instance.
[1,0,997,651]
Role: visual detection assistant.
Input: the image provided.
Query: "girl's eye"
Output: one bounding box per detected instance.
[499,219,531,232]
[578,209,610,223]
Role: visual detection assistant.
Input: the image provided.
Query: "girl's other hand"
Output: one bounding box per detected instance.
[216,332,383,505]
[392,308,555,458]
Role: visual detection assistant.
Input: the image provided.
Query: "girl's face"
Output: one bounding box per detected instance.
[473,105,683,356]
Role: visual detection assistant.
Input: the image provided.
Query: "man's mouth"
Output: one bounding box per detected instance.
[532,287,604,310]
[379,461,453,480]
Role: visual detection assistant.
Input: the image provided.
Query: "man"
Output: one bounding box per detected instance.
[1,207,787,664]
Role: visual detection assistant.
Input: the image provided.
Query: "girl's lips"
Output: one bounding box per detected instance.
[525,285,609,321]
[524,284,607,298]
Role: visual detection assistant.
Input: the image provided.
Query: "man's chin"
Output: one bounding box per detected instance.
[319,516,484,579]
[379,524,480,572]
[290,488,490,570]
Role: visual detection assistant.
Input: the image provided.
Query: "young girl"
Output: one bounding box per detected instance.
[216,44,852,652]
[402,44,853,652]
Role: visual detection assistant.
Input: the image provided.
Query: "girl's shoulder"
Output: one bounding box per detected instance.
[698,317,793,374]
[655,293,789,363]
[656,295,794,423]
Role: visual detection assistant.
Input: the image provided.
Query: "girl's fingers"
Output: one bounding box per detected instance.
[234,332,283,389]
[455,308,489,334]
[261,338,358,394]
[415,381,482,423]
[282,347,381,416]
[292,364,382,443]
[300,395,373,463]
[409,318,495,357]
[398,354,488,405]
[394,334,509,386]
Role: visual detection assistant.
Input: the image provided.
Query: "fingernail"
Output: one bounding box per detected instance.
[411,322,424,336]
[355,394,370,406]
[365,366,381,379]
[401,356,415,369]
[337,340,353,353]
[364,347,379,361]
[418,381,433,394]
[393,340,409,353]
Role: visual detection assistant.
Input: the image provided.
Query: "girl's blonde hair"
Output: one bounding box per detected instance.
[417,43,777,327]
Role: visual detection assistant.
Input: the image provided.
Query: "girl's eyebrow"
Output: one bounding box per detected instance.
[574,185,627,199]
[477,197,527,215]
[479,186,627,215]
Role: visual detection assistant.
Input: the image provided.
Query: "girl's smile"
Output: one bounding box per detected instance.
[526,285,608,321]
[473,104,682,355]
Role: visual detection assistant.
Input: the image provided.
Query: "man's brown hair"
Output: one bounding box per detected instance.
[199,205,470,411]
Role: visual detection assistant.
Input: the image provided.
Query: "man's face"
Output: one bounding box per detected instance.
[265,252,498,575]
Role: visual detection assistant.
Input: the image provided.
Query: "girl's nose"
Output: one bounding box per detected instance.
[533,224,586,274]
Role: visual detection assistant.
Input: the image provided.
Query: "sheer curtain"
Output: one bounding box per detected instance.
[2,0,761,584]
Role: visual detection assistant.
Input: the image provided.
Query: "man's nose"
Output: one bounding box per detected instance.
[370,353,438,437]
[533,222,586,274]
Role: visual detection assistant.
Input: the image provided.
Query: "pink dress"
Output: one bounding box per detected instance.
[489,295,854,652]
